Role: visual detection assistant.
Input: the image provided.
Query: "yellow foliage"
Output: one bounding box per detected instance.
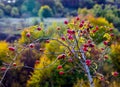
[44,40,65,60]
[0,41,8,52]
[103,33,111,40]
[111,43,120,54]
[110,43,120,70]
[27,55,55,87]
[0,41,9,62]
[35,55,51,68]
[87,15,113,27]
[78,8,93,16]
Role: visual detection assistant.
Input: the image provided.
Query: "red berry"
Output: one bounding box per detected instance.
[67,29,75,35]
[87,28,90,32]
[79,23,83,28]
[1,67,6,71]
[13,63,16,66]
[59,71,64,75]
[35,60,40,64]
[84,44,89,47]
[99,76,104,81]
[61,36,66,41]
[109,28,113,31]
[68,35,73,40]
[26,33,31,37]
[71,30,75,34]
[57,27,60,30]
[101,48,105,51]
[92,30,96,33]
[37,26,41,31]
[103,41,109,45]
[74,21,77,25]
[88,40,92,43]
[68,58,73,62]
[57,54,66,59]
[85,59,91,66]
[96,26,99,30]
[110,33,114,37]
[45,40,50,43]
[81,20,85,24]
[76,17,80,21]
[57,65,62,69]
[83,30,86,34]
[39,48,45,52]
[64,20,68,24]
[89,43,94,48]
[112,71,119,77]
[29,43,35,48]
[67,29,72,34]
[83,47,88,52]
[9,47,15,51]
[104,55,108,59]
[80,30,83,33]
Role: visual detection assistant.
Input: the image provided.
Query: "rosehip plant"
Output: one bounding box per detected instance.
[0,16,118,87]
[49,17,117,87]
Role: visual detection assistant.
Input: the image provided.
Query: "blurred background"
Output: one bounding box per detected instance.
[0,0,120,40]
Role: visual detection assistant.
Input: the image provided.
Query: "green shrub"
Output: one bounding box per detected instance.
[5,5,12,15]
[0,9,4,18]
[0,3,5,10]
[20,5,27,13]
[11,7,19,17]
[38,5,53,18]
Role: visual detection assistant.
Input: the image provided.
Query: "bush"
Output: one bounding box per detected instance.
[79,0,95,9]
[5,5,12,15]
[53,1,64,17]
[0,9,4,18]
[11,7,19,17]
[38,5,53,18]
[37,0,55,9]
[61,0,79,9]
[78,8,92,16]
[0,41,9,65]
[0,3,5,10]
[93,4,104,17]
[93,4,120,31]
[111,42,120,71]
[20,5,27,13]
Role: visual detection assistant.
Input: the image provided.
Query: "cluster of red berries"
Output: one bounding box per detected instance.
[57,65,64,75]
[57,53,74,75]
[1,63,17,71]
[79,20,84,28]
[92,26,99,33]
[67,29,75,40]
[82,40,94,52]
